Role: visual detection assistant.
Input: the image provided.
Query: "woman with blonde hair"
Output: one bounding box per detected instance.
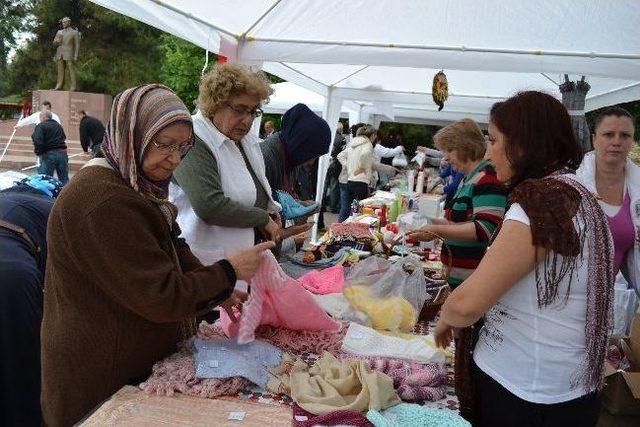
[171,63,285,289]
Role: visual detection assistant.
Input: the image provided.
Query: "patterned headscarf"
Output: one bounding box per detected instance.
[102,84,193,208]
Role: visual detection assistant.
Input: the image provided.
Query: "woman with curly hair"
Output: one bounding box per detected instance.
[171,64,287,289]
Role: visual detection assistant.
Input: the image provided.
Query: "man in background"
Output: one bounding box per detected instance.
[32,111,69,185]
[78,110,106,157]
[14,101,61,129]
[262,120,275,138]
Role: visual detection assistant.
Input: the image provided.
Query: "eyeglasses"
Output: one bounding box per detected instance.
[151,139,193,156]
[225,102,263,118]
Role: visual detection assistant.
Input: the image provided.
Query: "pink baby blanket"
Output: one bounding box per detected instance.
[298,264,345,295]
[220,251,342,344]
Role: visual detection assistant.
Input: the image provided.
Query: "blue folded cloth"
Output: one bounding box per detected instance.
[276,190,319,220]
[193,338,283,388]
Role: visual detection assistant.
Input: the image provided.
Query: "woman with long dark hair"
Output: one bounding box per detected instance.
[435,91,614,426]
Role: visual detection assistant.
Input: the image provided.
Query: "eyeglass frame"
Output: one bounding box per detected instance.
[151,138,194,156]
[224,102,263,119]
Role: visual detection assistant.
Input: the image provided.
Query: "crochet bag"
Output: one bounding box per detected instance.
[220,251,342,344]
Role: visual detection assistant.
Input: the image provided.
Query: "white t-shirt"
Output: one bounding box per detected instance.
[473,203,593,404]
[16,111,61,128]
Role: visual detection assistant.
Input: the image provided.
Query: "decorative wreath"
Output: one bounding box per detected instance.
[432,70,449,111]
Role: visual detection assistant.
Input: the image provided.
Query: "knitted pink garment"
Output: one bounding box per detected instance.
[298,264,345,295]
[201,321,348,356]
[220,251,342,344]
[333,353,447,402]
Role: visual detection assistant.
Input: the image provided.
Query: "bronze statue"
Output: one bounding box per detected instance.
[53,17,80,91]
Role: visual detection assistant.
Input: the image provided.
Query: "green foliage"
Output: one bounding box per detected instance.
[159,34,214,111]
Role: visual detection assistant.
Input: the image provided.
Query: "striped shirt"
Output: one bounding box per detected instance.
[441,160,508,289]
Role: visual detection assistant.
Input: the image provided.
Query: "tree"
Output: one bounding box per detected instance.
[0,0,30,94]
[159,34,214,111]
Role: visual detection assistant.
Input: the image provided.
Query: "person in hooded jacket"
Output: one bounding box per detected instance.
[260,103,331,198]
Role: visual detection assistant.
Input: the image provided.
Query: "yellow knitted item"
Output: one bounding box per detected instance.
[343,285,417,332]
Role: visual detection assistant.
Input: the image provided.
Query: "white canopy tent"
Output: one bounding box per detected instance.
[91,0,640,237]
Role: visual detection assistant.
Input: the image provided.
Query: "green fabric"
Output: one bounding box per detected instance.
[172,136,270,228]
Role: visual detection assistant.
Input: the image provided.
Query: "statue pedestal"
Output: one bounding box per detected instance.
[32,90,112,142]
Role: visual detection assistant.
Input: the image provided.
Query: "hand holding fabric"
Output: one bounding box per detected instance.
[219,289,248,322]
[226,241,276,281]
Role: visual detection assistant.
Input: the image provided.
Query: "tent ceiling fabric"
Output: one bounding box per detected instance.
[90,0,640,117]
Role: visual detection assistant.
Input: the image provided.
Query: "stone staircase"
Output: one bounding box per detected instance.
[0,119,91,172]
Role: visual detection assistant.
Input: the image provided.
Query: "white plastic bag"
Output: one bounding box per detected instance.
[344,256,428,331]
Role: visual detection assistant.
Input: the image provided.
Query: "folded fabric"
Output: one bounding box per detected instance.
[267,352,401,415]
[140,349,251,399]
[341,323,445,364]
[298,264,345,294]
[362,358,447,402]
[292,404,374,427]
[220,251,341,344]
[193,338,283,389]
[291,246,353,267]
[311,293,371,326]
[343,285,417,331]
[367,403,471,427]
[276,189,319,220]
[330,222,374,240]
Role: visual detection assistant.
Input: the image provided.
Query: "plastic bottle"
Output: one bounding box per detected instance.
[379,204,388,227]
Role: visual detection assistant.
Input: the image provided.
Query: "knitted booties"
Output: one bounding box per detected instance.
[276,190,319,220]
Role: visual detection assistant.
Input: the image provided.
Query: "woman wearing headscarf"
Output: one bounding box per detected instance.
[260,103,331,198]
[171,64,283,284]
[260,103,331,251]
[41,84,274,427]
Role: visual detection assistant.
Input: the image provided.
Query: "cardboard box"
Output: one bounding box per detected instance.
[602,314,640,415]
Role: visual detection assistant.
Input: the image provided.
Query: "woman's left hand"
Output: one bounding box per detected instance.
[219,289,248,322]
[434,318,456,349]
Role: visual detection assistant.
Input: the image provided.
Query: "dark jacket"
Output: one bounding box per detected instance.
[327,131,347,179]
[32,119,66,155]
[41,166,235,427]
[79,115,106,152]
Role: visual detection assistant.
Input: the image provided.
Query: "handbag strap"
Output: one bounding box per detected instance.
[0,219,41,262]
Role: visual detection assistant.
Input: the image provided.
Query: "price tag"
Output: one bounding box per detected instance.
[228,411,246,421]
